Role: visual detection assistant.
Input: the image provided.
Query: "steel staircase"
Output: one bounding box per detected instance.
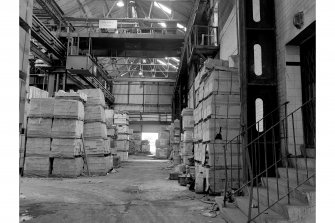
[216,98,316,223]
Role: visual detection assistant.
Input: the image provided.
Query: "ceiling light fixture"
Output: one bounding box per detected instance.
[158,22,167,28]
[154,2,172,14]
[177,23,186,31]
[117,0,124,7]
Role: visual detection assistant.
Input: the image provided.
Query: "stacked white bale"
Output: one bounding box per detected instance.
[79,89,110,175]
[114,111,129,161]
[24,98,55,177]
[194,59,241,194]
[155,126,170,159]
[181,108,194,165]
[132,132,142,152]
[106,110,116,157]
[141,140,150,153]
[51,95,85,178]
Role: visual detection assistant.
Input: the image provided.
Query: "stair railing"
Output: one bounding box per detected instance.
[231,97,315,222]
[222,101,289,207]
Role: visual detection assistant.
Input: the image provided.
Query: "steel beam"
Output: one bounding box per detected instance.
[30,41,53,65]
[58,31,183,39]
[64,17,186,23]
[112,78,175,82]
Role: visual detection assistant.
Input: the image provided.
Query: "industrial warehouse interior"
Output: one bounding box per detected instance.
[2,0,333,222]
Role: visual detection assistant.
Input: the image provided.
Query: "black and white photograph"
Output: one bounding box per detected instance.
[1,0,331,222]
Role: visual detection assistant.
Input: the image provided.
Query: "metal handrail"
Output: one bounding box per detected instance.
[226,97,315,222]
[222,101,289,206]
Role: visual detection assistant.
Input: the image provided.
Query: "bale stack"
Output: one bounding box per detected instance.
[141,140,150,153]
[79,89,110,175]
[155,126,170,159]
[170,122,181,165]
[105,109,117,169]
[194,59,241,194]
[24,98,55,177]
[114,111,130,161]
[129,129,136,155]
[132,132,142,153]
[181,108,195,165]
[51,94,85,177]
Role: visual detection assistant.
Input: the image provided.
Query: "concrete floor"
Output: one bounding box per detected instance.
[20,155,226,223]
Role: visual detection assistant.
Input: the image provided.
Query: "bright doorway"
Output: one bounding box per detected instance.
[142,132,158,154]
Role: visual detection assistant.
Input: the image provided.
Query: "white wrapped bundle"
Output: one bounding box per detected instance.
[156,148,169,159]
[106,155,113,172]
[27,118,52,138]
[117,151,128,161]
[86,156,108,175]
[26,138,51,157]
[84,105,106,123]
[28,98,54,118]
[55,90,87,102]
[84,122,107,139]
[107,127,116,137]
[182,142,193,156]
[52,119,84,139]
[114,113,129,125]
[84,138,109,155]
[183,130,193,142]
[54,99,84,120]
[204,142,242,168]
[202,94,240,119]
[116,140,129,151]
[117,134,129,140]
[141,144,150,152]
[202,118,240,142]
[78,89,105,106]
[174,119,180,129]
[203,69,239,98]
[182,115,195,130]
[105,109,114,128]
[157,139,169,148]
[116,124,129,134]
[24,157,50,177]
[51,138,82,158]
[182,155,193,165]
[159,131,170,139]
[52,158,84,177]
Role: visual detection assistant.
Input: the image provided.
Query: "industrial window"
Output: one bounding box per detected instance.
[254,44,262,76]
[252,0,261,22]
[255,98,264,132]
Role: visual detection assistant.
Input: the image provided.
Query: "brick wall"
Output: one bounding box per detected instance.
[275,0,315,154]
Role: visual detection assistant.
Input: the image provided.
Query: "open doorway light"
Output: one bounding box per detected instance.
[142,132,158,155]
